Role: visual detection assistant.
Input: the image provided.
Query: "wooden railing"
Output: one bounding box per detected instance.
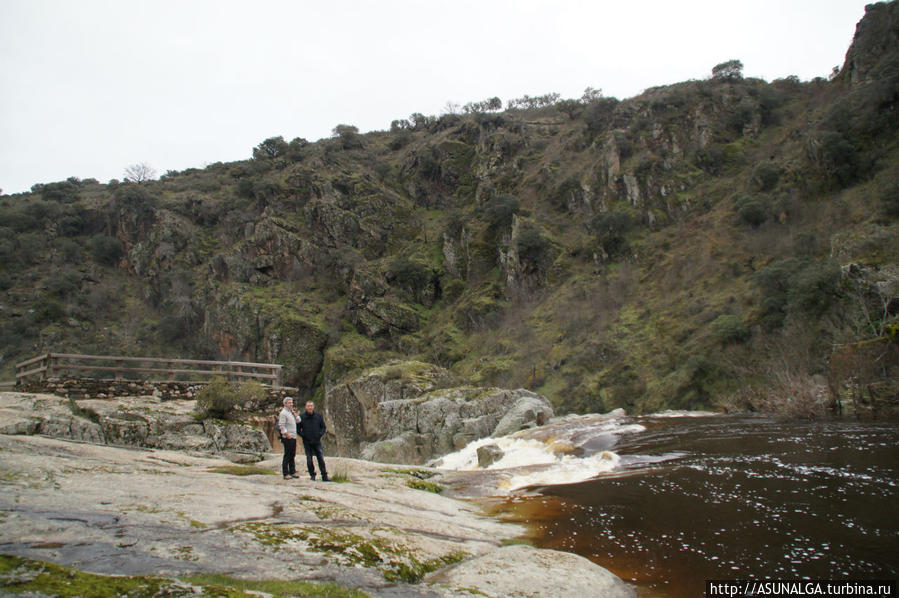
[15,353,283,387]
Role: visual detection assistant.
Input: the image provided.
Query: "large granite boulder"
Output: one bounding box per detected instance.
[324,361,553,464]
[426,544,635,598]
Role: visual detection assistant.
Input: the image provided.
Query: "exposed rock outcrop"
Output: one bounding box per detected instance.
[840,1,899,88]
[0,431,634,597]
[426,544,634,598]
[325,361,554,464]
[0,392,270,457]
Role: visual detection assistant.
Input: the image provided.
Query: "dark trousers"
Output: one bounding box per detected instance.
[303,440,327,478]
[281,437,296,476]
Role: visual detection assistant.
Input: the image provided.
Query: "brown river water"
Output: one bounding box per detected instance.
[438,413,899,598]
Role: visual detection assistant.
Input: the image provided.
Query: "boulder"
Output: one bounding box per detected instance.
[492,393,553,437]
[477,444,504,468]
[426,544,635,598]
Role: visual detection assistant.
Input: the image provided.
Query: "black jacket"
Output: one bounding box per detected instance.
[299,410,326,443]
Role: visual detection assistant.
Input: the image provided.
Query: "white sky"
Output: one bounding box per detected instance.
[0,0,872,195]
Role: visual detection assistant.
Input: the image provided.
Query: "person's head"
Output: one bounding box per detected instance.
[283,396,293,408]
[305,400,315,414]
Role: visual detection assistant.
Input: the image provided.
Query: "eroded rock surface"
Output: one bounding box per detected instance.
[0,392,269,457]
[0,431,632,596]
[325,361,553,464]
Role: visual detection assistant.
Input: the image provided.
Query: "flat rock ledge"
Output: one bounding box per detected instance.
[0,392,634,597]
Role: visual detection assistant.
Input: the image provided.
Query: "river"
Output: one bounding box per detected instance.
[435,412,899,598]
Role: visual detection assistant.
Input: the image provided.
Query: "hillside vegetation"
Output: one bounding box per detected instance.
[2,2,897,416]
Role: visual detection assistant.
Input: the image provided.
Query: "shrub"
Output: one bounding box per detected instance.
[695,145,727,175]
[252,136,288,160]
[89,235,124,266]
[332,124,363,150]
[482,194,520,230]
[194,378,266,420]
[788,260,842,316]
[58,214,84,237]
[591,207,636,258]
[236,178,256,199]
[752,258,842,328]
[390,257,431,297]
[55,238,83,263]
[584,97,620,136]
[36,180,80,203]
[750,162,781,192]
[809,131,859,188]
[46,270,81,298]
[114,184,156,215]
[388,129,412,150]
[734,194,768,227]
[710,314,749,344]
[516,227,551,273]
[712,59,743,81]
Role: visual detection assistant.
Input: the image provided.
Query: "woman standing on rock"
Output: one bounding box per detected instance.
[278,397,300,479]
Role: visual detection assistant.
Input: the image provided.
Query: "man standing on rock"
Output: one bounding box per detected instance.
[278,397,300,480]
[299,400,329,481]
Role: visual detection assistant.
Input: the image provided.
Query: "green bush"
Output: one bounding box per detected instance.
[712,59,743,81]
[584,97,620,136]
[590,207,636,258]
[483,194,520,230]
[788,260,842,316]
[195,378,267,420]
[55,238,83,263]
[89,235,124,266]
[750,162,781,191]
[695,145,727,175]
[332,124,363,150]
[252,136,288,160]
[390,257,431,297]
[516,227,551,273]
[811,131,859,188]
[36,180,80,203]
[57,214,84,237]
[46,270,81,298]
[710,314,749,344]
[734,195,768,227]
[752,258,842,328]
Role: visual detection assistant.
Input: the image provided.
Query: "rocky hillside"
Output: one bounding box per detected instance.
[1,2,897,415]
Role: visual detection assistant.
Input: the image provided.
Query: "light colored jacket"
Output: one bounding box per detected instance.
[278,407,298,438]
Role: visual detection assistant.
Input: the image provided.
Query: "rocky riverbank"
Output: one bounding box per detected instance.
[0,391,634,597]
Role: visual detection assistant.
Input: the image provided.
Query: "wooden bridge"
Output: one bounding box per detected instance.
[15,353,283,387]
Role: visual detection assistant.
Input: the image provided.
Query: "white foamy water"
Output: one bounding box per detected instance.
[431,409,645,493]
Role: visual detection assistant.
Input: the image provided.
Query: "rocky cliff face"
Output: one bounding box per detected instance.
[325,361,553,464]
[840,1,899,87]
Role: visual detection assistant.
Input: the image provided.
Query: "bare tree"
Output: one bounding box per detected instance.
[123,162,156,183]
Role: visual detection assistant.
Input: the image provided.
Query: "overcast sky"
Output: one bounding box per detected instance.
[0,0,873,195]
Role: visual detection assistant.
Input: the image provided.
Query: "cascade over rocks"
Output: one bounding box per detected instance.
[324,360,554,464]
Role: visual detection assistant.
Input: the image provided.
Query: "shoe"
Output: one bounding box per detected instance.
[322,475,330,482]
[310,475,316,481]
[283,475,291,480]
[290,474,300,479]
